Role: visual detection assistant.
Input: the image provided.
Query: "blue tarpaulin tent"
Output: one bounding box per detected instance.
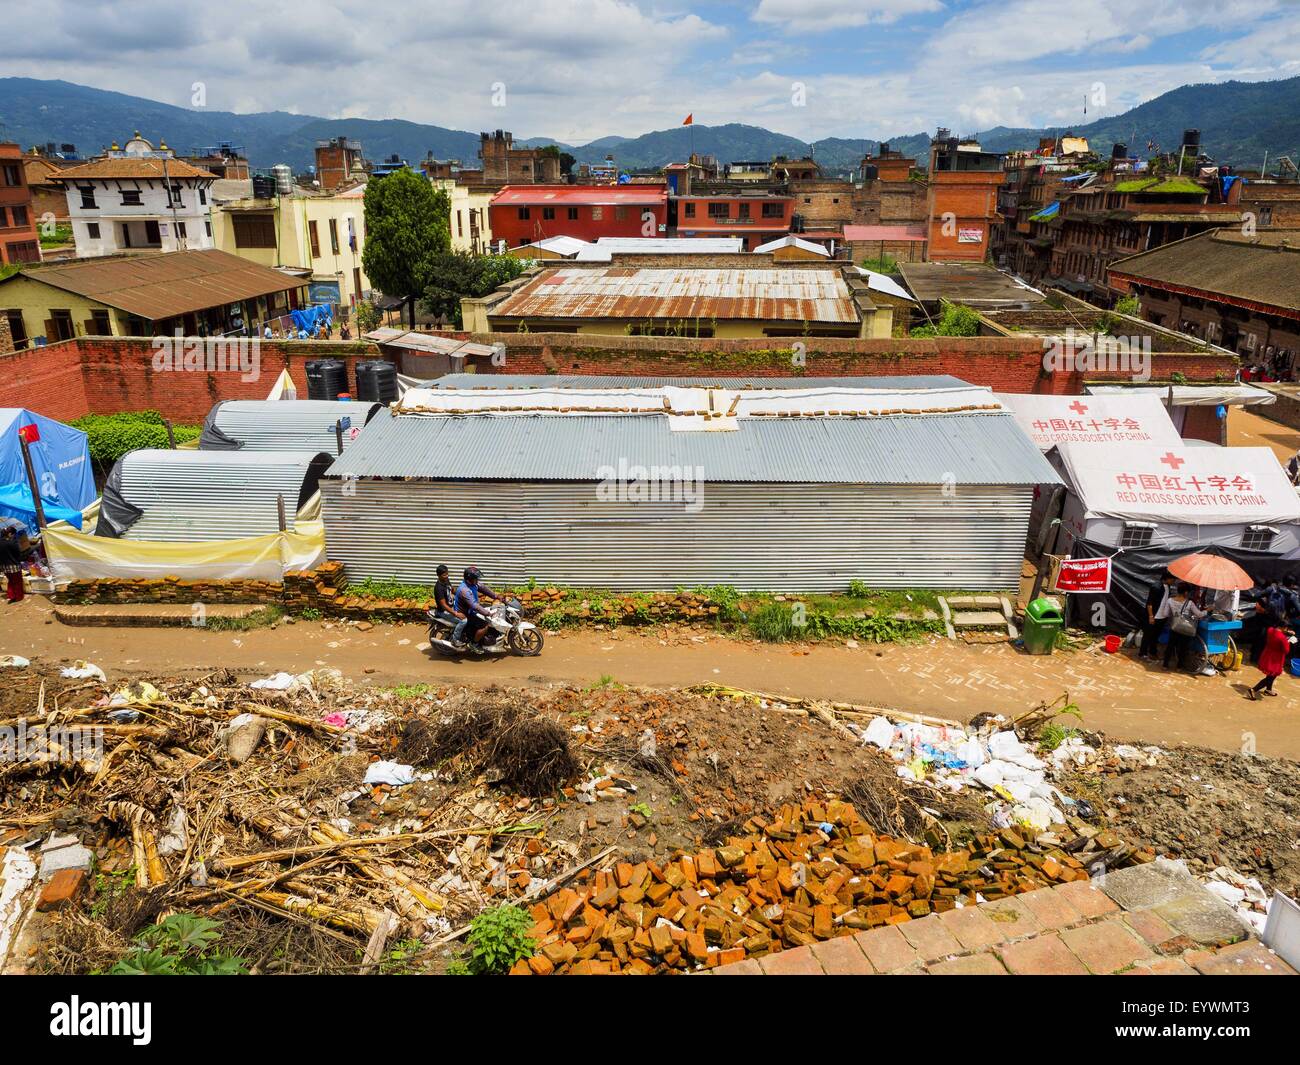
[290,305,333,336]
[0,409,95,528]
[0,482,84,529]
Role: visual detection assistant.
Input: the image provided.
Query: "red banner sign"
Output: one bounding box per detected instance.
[17,423,40,443]
[1054,556,1112,594]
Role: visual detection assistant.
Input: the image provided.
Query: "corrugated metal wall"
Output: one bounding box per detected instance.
[320,480,1031,591]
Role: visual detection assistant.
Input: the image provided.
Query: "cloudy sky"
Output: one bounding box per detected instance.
[6,0,1299,142]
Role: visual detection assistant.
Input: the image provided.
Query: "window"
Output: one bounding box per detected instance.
[199,187,207,205]
[233,214,277,248]
[308,220,320,257]
[144,219,161,245]
[683,202,695,218]
[542,207,555,221]
[78,185,97,209]
[176,221,187,239]
[1,164,19,187]
[168,183,184,206]
[707,201,728,218]
[762,202,784,218]
[517,207,531,220]
[832,198,839,204]
[615,206,627,221]
[86,309,112,336]
[567,207,578,221]
[329,218,340,254]
[120,189,143,206]
[3,310,28,347]
[738,202,750,218]
[456,210,463,237]
[1243,525,1277,552]
[10,205,28,227]
[4,241,39,263]
[47,310,75,342]
[1259,206,1273,226]
[591,206,603,220]
[1119,523,1155,549]
[205,219,212,238]
[86,221,100,239]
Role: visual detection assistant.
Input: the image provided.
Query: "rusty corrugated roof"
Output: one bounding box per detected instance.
[52,157,216,181]
[491,266,858,324]
[6,250,306,321]
[491,184,667,206]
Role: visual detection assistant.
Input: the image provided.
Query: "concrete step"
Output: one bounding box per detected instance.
[53,603,271,628]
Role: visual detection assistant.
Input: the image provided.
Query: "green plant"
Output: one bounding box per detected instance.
[445,958,473,975]
[71,411,202,473]
[847,579,871,598]
[109,914,247,975]
[363,168,451,328]
[629,801,653,820]
[465,904,535,975]
[1113,294,1140,317]
[748,601,801,642]
[204,605,284,631]
[910,302,981,338]
[379,937,428,975]
[354,298,382,333]
[391,682,432,699]
[1170,371,1188,385]
[299,607,323,621]
[1038,722,1081,752]
[858,254,898,273]
[90,866,135,918]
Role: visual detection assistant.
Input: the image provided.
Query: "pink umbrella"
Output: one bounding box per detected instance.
[1167,553,1253,592]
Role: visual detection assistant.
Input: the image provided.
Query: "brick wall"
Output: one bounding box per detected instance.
[0,337,387,423]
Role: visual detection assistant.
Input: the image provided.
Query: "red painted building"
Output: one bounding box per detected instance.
[673,193,794,250]
[489,185,668,248]
[0,142,41,265]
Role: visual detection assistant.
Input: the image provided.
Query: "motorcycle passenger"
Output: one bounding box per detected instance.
[432,564,464,633]
[455,566,500,654]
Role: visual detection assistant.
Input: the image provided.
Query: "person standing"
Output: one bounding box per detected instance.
[1140,570,1175,660]
[1,527,25,604]
[1156,582,1205,671]
[1247,624,1295,700]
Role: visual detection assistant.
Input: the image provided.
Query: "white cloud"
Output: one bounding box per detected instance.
[753,0,943,33]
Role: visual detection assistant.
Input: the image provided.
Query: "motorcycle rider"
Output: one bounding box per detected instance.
[455,566,500,654]
[431,564,464,635]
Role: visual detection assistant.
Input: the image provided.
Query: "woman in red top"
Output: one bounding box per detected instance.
[1247,625,1295,699]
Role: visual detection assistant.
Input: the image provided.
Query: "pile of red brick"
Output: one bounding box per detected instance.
[512,799,1151,975]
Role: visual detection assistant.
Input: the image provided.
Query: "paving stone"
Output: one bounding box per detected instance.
[1053,878,1120,919]
[979,895,1043,940]
[1015,886,1084,931]
[1186,939,1298,976]
[854,925,920,973]
[1152,892,1249,948]
[926,953,1008,975]
[938,905,1011,951]
[712,958,764,976]
[1121,956,1198,975]
[810,935,875,975]
[898,914,962,962]
[759,945,824,976]
[1123,909,1179,947]
[999,932,1089,975]
[1060,918,1154,974]
[1098,858,1201,911]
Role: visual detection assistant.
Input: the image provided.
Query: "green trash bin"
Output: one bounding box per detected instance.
[1022,597,1064,655]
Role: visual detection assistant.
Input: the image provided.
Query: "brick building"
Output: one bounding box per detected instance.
[672,190,794,250]
[315,137,367,191]
[22,151,73,227]
[488,185,668,248]
[1109,227,1300,373]
[926,133,1004,262]
[1240,179,1300,229]
[478,131,561,186]
[0,142,42,266]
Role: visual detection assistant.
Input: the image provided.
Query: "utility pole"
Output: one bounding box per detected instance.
[18,432,46,529]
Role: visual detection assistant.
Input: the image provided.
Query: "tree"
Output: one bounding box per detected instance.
[361,169,450,328]
[422,250,533,329]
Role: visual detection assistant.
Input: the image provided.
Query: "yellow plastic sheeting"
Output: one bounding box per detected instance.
[44,522,326,582]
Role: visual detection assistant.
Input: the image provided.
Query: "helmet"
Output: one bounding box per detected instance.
[436,564,449,576]
[463,566,481,583]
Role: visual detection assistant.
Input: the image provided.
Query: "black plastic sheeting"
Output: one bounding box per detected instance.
[198,403,243,451]
[93,459,143,539]
[1064,538,1296,632]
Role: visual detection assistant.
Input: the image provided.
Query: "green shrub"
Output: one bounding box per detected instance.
[465,904,535,975]
[748,601,801,642]
[109,914,247,975]
[910,302,981,338]
[72,411,201,472]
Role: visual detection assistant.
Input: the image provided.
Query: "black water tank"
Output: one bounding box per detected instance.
[355,360,398,404]
[1111,142,1127,160]
[1183,128,1201,151]
[305,359,348,401]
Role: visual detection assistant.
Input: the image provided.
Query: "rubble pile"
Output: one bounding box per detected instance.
[513,797,1153,975]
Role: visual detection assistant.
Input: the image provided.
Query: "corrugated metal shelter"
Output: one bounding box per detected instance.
[97,449,333,542]
[429,373,971,391]
[320,386,1060,591]
[200,400,382,453]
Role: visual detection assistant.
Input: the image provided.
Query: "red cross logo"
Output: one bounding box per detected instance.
[1068,400,1088,415]
[1159,452,1185,470]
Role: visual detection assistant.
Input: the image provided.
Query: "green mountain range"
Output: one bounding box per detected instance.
[2,75,1297,177]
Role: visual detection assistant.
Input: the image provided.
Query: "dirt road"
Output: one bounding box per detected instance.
[6,596,1300,761]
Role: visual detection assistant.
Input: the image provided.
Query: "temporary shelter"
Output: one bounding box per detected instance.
[0,409,95,529]
[1046,442,1300,557]
[1084,383,1276,437]
[320,383,1059,591]
[995,393,1182,451]
[199,400,382,453]
[95,449,333,541]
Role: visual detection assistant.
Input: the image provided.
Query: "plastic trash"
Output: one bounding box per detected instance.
[61,661,106,681]
[223,713,268,763]
[108,680,163,707]
[363,761,417,787]
[250,671,296,691]
[0,655,30,669]
[861,716,896,750]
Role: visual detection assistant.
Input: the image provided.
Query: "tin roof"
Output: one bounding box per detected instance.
[2,250,307,321]
[897,262,1045,306]
[430,373,973,390]
[491,266,858,324]
[326,406,1058,486]
[573,237,744,260]
[491,184,667,206]
[53,157,216,182]
[843,224,928,242]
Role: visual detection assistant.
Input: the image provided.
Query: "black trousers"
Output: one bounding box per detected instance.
[1140,620,1163,658]
[1253,673,1278,693]
[1163,630,1191,668]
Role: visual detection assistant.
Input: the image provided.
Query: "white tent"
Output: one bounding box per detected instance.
[996,393,1182,451]
[1047,441,1300,557]
[265,367,299,401]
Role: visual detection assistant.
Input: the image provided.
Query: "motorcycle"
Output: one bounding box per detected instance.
[427,598,544,658]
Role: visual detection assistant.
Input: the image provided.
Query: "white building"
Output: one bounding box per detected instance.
[54,133,216,258]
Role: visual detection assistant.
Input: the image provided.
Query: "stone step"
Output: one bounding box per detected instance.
[951,611,1010,628]
[53,603,270,628]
